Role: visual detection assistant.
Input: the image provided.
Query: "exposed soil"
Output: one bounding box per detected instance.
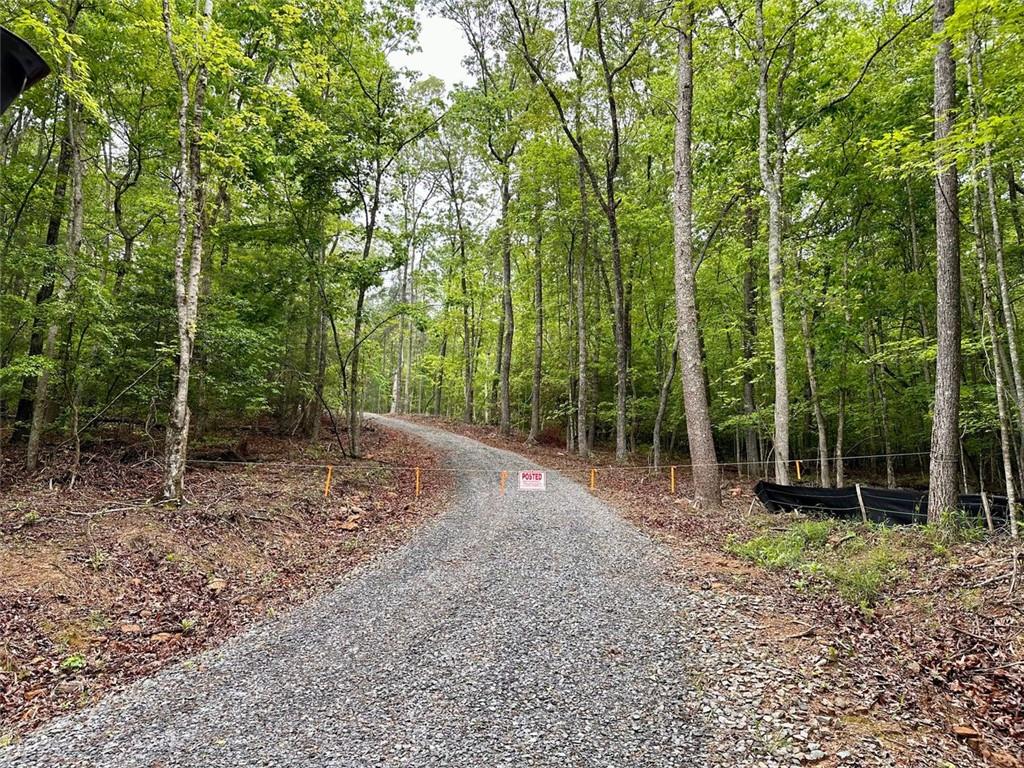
[405,415,1023,768]
[0,421,452,742]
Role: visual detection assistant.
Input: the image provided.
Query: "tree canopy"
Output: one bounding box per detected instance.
[1,0,1022,527]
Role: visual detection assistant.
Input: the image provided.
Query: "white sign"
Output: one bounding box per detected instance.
[518,470,546,491]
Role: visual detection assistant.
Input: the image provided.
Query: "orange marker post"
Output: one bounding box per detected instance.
[499,470,508,495]
[324,465,333,498]
[795,460,802,481]
[415,467,421,499]
[670,466,676,494]
[589,468,596,491]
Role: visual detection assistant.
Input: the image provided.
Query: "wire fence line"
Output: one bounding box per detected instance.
[185,449,942,475]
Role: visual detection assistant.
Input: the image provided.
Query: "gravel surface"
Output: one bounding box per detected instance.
[6,416,970,768]
[2,417,708,767]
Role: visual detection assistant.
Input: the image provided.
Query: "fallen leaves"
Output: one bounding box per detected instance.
[953,724,981,739]
[0,423,451,737]
[338,514,361,532]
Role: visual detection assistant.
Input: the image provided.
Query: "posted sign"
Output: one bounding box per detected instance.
[518,470,546,491]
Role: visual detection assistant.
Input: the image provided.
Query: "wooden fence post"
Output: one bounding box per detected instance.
[981,490,994,532]
[323,465,333,498]
[855,483,868,523]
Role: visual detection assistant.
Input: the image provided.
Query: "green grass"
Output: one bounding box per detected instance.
[728,520,835,569]
[728,518,907,608]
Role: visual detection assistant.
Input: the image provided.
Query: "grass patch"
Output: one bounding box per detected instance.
[729,517,907,608]
[728,520,835,569]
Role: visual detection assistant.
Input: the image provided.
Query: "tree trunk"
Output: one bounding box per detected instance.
[674,11,720,507]
[835,387,846,487]
[799,309,830,487]
[499,169,514,435]
[459,223,474,424]
[756,0,790,484]
[927,0,961,519]
[490,311,503,423]
[433,332,447,416]
[348,286,366,455]
[527,210,543,443]
[742,199,759,475]
[971,156,1018,537]
[389,255,408,414]
[162,0,212,502]
[576,153,590,458]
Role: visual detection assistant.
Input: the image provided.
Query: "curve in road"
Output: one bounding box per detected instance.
[1,416,705,767]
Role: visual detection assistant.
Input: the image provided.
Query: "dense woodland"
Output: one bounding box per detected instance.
[0,0,1022,525]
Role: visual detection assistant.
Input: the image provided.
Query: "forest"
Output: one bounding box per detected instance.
[1,0,1022,524]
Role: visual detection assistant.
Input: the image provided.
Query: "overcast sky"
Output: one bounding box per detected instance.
[390,15,472,89]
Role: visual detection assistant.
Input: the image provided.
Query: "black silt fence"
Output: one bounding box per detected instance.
[753,480,1010,526]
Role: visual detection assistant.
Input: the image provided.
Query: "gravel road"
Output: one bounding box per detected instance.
[2,416,710,767]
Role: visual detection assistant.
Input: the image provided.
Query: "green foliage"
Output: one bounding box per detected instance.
[59,654,87,672]
[729,520,836,569]
[730,519,908,607]
[1,0,1022,512]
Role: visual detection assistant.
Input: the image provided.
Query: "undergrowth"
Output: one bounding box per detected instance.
[727,518,909,608]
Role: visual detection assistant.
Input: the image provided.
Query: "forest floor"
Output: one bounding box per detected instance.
[0,420,452,743]
[406,416,1024,768]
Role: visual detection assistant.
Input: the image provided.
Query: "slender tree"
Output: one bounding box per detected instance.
[927,0,961,518]
[673,2,720,507]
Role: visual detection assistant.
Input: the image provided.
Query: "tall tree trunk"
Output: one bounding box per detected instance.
[458,217,474,423]
[162,0,211,502]
[348,286,366,455]
[835,388,846,487]
[404,257,416,414]
[490,311,503,422]
[674,9,720,507]
[433,332,447,416]
[566,240,577,453]
[499,169,514,435]
[756,0,790,484]
[800,309,830,487]
[971,157,1018,537]
[607,207,628,461]
[389,256,408,415]
[742,198,759,475]
[527,210,543,443]
[575,153,590,458]
[927,0,961,518]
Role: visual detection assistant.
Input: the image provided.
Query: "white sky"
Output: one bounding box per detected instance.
[390,15,472,89]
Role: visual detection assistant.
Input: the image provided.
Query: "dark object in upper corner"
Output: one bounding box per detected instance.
[1,27,51,116]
